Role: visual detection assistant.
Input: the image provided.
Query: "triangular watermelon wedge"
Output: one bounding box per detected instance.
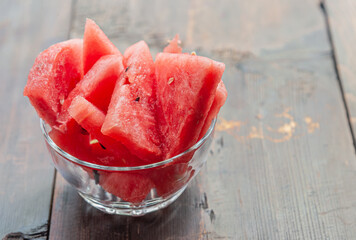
[155,53,225,157]
[58,54,124,131]
[163,34,182,54]
[198,80,227,140]
[68,96,145,167]
[102,41,162,162]
[24,39,83,126]
[83,18,122,74]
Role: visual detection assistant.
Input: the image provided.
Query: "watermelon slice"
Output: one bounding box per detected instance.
[48,120,91,162]
[58,54,124,130]
[83,18,122,74]
[68,96,154,203]
[68,96,145,167]
[198,80,227,140]
[150,163,193,197]
[24,39,83,126]
[102,41,162,162]
[100,171,154,204]
[155,53,225,157]
[163,34,182,54]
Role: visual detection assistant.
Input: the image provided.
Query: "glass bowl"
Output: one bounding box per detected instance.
[41,118,216,216]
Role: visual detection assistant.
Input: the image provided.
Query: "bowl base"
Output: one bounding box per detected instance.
[78,186,187,216]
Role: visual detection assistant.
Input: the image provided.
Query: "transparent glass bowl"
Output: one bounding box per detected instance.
[41,118,215,216]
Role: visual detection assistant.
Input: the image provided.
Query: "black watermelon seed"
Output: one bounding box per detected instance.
[80,127,89,135]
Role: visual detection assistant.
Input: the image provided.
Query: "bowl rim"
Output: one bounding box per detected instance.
[40,118,216,171]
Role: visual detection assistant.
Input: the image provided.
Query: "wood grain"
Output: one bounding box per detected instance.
[323,0,356,142]
[0,0,72,238]
[50,174,213,240]
[49,0,356,239]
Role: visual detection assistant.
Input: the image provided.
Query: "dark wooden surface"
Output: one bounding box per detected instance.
[0,0,72,239]
[1,0,356,239]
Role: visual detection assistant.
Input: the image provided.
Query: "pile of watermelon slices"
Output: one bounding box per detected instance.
[24,19,227,202]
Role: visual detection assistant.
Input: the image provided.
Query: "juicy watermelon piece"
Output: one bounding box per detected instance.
[68,96,145,167]
[88,137,118,165]
[123,41,155,85]
[163,34,182,54]
[24,39,83,126]
[155,53,225,157]
[83,18,121,74]
[100,171,154,204]
[102,41,162,162]
[58,54,124,130]
[198,80,227,140]
[48,119,91,162]
[49,120,114,166]
[150,163,193,197]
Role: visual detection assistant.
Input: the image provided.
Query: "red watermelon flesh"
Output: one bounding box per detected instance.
[155,53,225,158]
[87,137,123,166]
[48,119,92,162]
[150,163,191,197]
[83,18,122,74]
[102,41,162,162]
[58,54,124,130]
[68,96,145,167]
[123,41,155,87]
[100,171,154,204]
[198,80,227,140]
[163,34,182,54]
[24,39,83,126]
[48,119,113,166]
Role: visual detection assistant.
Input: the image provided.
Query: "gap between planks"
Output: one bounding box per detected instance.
[319,0,356,153]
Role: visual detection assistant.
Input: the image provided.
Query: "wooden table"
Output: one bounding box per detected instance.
[1,0,356,239]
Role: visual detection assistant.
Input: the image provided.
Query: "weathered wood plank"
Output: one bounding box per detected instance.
[50,0,356,239]
[323,0,356,142]
[0,0,72,238]
[50,174,211,240]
